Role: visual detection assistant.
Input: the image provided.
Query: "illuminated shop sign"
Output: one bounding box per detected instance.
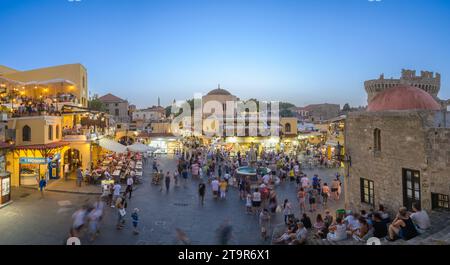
[19,157,50,164]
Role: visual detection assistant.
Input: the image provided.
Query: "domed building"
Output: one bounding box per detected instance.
[367,85,442,112]
[344,83,450,214]
[202,85,239,117]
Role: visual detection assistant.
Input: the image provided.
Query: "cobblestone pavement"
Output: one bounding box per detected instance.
[0,155,344,245]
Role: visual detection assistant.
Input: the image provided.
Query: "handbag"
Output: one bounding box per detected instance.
[275,205,282,213]
[119,209,126,217]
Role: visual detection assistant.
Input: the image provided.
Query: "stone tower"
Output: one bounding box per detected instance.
[364,69,441,103]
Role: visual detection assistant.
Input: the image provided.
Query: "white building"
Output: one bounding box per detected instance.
[132,106,166,122]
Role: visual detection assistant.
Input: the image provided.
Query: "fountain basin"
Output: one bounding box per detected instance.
[236,166,271,176]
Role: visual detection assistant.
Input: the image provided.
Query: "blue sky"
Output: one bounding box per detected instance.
[1,0,449,108]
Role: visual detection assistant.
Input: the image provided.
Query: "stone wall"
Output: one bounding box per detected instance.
[345,111,428,214]
[425,128,450,198]
[307,104,340,122]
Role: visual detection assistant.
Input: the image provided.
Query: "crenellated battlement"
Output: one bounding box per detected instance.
[364,69,441,103]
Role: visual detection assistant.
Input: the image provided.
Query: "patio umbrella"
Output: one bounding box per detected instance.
[127,142,152,153]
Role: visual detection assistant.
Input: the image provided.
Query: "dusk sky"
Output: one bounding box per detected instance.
[1,0,450,108]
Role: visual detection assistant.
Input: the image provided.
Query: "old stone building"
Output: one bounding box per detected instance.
[364,69,441,103]
[292,103,340,122]
[98,93,130,123]
[345,85,450,213]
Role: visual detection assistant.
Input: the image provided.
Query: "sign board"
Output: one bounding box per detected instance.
[1,177,10,196]
[19,157,50,164]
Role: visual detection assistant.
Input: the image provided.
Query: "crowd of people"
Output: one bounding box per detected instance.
[66,136,432,245]
[9,94,77,117]
[273,202,431,245]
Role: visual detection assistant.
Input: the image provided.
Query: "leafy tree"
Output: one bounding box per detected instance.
[88,95,105,112]
[342,103,351,112]
[280,108,294,117]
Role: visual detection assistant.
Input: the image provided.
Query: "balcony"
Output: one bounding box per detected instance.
[62,127,112,142]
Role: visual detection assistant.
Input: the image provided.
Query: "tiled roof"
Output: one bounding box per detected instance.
[98,93,126,103]
[13,141,69,150]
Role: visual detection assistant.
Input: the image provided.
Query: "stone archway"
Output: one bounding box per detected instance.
[64,148,81,178]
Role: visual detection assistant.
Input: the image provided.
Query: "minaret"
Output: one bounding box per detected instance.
[158,96,160,107]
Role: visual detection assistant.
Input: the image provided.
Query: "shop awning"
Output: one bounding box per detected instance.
[127,143,153,153]
[98,138,127,153]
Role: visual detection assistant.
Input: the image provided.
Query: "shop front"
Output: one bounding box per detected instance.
[0,171,11,206]
[0,140,12,206]
[19,157,50,185]
[148,134,181,154]
[7,142,68,187]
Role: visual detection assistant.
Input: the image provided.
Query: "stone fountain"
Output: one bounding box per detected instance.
[236,144,270,185]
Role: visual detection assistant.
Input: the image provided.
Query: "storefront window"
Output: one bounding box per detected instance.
[19,157,49,186]
[20,164,40,186]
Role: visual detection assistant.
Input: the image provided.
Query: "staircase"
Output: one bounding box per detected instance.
[272,210,450,245]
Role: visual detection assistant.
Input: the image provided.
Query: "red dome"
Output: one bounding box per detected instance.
[367,85,441,112]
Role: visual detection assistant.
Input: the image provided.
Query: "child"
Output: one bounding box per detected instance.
[246,193,252,214]
[39,177,47,197]
[131,208,139,235]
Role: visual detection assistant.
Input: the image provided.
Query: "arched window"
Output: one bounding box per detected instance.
[285,123,291,133]
[48,125,53,140]
[56,125,60,139]
[373,128,381,152]
[23,125,31,142]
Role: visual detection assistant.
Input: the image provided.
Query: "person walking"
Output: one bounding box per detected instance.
[198,181,206,205]
[259,209,271,240]
[217,220,233,245]
[125,176,134,199]
[211,178,220,199]
[331,178,340,201]
[219,179,228,199]
[112,183,121,208]
[164,171,171,194]
[38,177,47,198]
[174,170,179,187]
[64,163,69,181]
[116,196,127,230]
[76,166,83,187]
[283,199,293,224]
[321,183,330,206]
[71,206,87,238]
[131,208,140,235]
[297,187,307,213]
[87,205,102,242]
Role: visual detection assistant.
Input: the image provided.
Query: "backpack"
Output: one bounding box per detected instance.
[313,177,320,186]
